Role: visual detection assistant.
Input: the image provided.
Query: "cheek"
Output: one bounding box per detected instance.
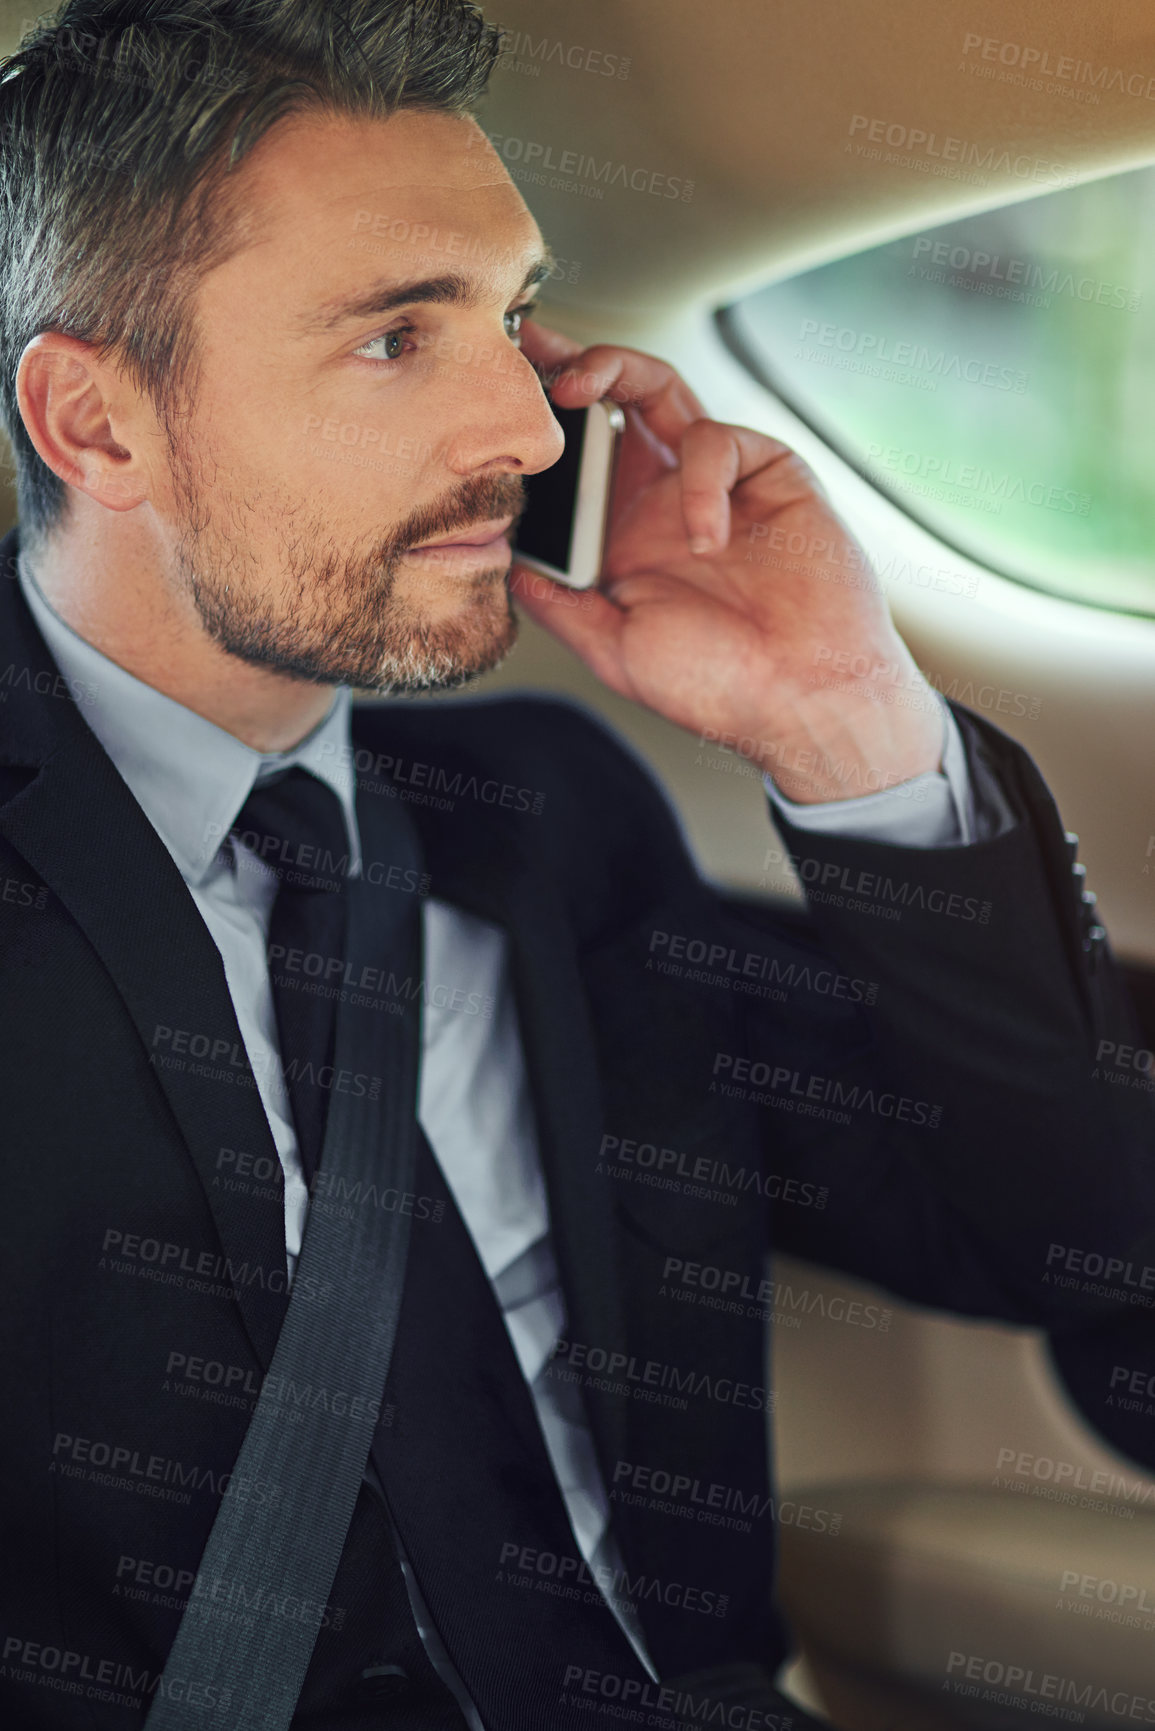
[295,356,447,466]
[289,407,447,516]
[286,440,411,532]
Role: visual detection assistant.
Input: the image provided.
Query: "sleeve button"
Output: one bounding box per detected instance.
[360,1664,409,1700]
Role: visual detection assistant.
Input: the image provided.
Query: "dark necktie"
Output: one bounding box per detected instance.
[231,767,350,1181]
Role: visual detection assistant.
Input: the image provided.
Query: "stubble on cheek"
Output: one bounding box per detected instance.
[164,420,522,690]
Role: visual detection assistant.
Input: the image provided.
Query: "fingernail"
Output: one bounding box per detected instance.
[689,535,714,555]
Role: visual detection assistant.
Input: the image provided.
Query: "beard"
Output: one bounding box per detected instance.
[166,429,525,694]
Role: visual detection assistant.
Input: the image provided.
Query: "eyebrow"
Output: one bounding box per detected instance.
[298,251,557,335]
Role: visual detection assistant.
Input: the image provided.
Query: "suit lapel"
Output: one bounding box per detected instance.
[0,542,289,1365]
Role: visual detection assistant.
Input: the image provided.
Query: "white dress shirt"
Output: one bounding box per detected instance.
[19,556,981,1713]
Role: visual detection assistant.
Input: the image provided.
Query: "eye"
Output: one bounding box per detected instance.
[505,303,536,344]
[353,324,416,363]
[352,303,536,366]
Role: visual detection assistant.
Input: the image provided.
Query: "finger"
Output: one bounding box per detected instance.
[544,344,708,450]
[678,422,817,553]
[678,419,741,553]
[516,317,586,380]
[508,563,630,693]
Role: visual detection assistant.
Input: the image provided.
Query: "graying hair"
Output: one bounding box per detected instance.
[0,0,501,545]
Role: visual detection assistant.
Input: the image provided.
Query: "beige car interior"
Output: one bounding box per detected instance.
[3,1,1155,1724]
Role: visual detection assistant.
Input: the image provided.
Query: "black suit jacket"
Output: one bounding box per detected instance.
[2,523,1154,1727]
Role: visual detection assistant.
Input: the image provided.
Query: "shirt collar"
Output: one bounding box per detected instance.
[17,558,362,888]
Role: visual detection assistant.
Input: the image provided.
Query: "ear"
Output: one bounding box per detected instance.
[16,331,153,514]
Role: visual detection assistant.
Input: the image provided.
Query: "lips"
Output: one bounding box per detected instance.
[408,517,514,552]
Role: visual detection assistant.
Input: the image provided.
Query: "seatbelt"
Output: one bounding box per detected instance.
[144,792,424,1731]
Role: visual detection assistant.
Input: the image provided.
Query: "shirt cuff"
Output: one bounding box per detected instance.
[763,696,978,848]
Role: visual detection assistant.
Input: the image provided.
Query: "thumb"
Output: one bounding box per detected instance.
[509,562,628,693]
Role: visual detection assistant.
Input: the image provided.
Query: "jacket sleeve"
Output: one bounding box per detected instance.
[706,702,1155,1328]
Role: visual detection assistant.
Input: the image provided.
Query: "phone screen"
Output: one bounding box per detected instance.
[512,404,587,572]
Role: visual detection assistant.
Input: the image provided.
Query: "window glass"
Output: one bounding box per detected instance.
[722,168,1155,614]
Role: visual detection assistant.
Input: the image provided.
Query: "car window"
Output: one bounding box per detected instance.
[721,166,1155,615]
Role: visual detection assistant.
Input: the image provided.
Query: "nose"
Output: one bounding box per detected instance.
[438,340,566,479]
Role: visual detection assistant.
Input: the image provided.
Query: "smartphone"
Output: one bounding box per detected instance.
[513,398,625,590]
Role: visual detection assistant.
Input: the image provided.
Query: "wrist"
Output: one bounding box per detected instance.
[753,680,945,805]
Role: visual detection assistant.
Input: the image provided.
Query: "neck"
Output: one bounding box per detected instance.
[22,512,335,754]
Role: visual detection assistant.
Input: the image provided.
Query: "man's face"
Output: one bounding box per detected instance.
[156,107,565,693]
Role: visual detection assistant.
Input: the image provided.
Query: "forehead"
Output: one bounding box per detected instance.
[214,107,545,313]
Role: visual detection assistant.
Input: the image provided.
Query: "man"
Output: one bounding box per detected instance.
[0,3,1152,1728]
